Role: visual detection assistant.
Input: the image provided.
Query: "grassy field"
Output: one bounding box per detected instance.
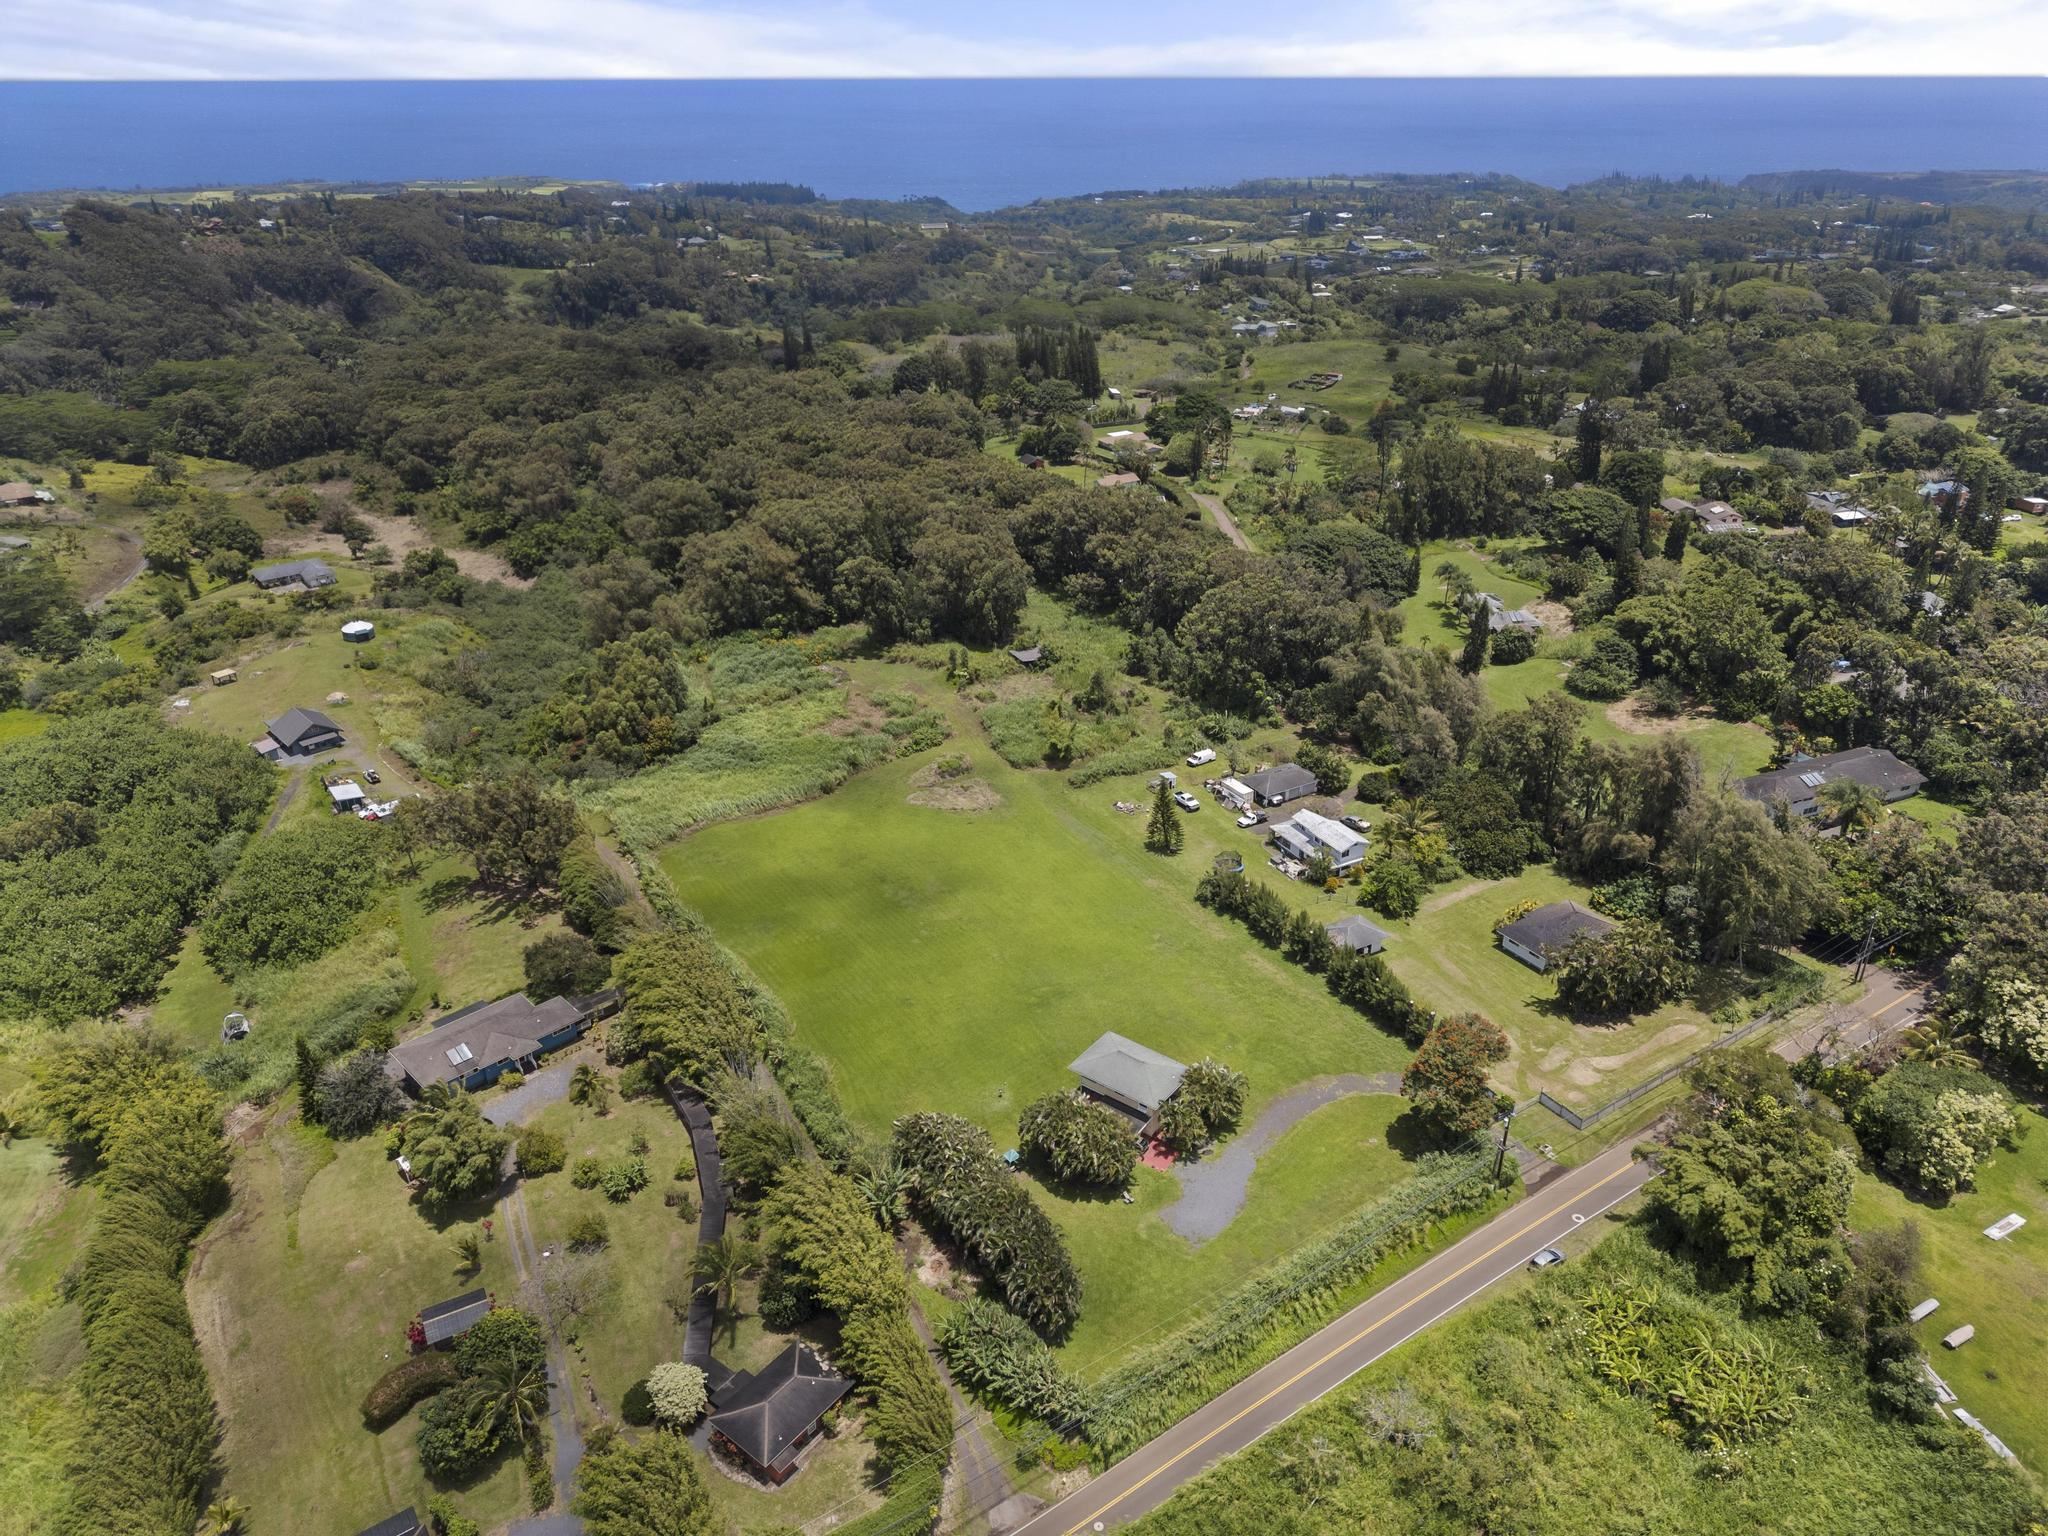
[0,1138,95,1536]
[1398,542,1547,646]
[186,1112,528,1536]
[1850,1099,2048,1475]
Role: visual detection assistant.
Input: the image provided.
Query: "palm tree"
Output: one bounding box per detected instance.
[1901,1015,1977,1069]
[693,1235,760,1317]
[568,1063,610,1115]
[1817,778,1886,835]
[470,1349,552,1451]
[203,1497,250,1536]
[1379,798,1442,859]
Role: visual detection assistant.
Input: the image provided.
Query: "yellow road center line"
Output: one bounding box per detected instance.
[1057,1157,1643,1533]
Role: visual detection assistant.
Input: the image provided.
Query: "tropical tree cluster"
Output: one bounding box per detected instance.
[1017,1091,1139,1187]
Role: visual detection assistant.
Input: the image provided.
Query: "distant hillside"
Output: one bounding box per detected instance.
[1741,168,2048,211]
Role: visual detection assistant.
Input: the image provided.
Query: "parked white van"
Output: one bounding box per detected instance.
[1185,747,1217,767]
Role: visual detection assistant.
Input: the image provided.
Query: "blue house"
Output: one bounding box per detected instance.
[388,990,617,1096]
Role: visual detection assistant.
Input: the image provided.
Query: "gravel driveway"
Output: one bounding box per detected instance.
[484,1058,578,1128]
[1159,1072,1403,1242]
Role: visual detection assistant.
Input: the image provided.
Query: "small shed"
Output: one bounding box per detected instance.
[1326,915,1392,955]
[327,779,368,813]
[418,1289,491,1348]
[1498,902,1616,972]
[341,619,376,643]
[1007,646,1045,668]
[210,667,238,686]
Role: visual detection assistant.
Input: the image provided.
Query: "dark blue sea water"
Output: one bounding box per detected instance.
[4,78,2044,210]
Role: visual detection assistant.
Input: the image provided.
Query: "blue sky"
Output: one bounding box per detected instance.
[8,0,2040,78]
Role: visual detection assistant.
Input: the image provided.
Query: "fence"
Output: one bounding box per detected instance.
[1532,984,1821,1132]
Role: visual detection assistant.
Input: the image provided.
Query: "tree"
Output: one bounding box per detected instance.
[294,1034,324,1121]
[1662,793,1832,963]
[201,815,380,977]
[421,772,579,890]
[1458,600,1490,674]
[1650,1048,1853,1311]
[1817,779,1887,836]
[203,1497,250,1535]
[1550,920,1693,1017]
[1358,856,1426,919]
[523,932,611,1000]
[693,1234,760,1316]
[646,1361,710,1427]
[1144,779,1184,854]
[317,1047,406,1137]
[392,1097,510,1206]
[455,1306,546,1375]
[1176,1057,1248,1138]
[1575,400,1605,483]
[1018,1091,1138,1186]
[569,1062,611,1114]
[1400,1014,1509,1136]
[1851,1060,2017,1196]
[573,1425,715,1536]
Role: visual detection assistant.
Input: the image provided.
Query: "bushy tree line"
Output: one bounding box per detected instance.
[199,813,380,977]
[1017,1092,1137,1187]
[1195,867,1430,1041]
[35,1031,228,1535]
[765,1162,955,1472]
[893,1112,1083,1335]
[0,710,273,1019]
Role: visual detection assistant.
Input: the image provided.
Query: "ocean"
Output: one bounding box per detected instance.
[4,78,2044,210]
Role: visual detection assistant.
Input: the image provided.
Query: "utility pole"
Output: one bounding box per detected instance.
[1493,1106,1516,1183]
[1853,917,1877,983]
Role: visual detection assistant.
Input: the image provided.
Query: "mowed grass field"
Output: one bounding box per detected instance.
[186,1114,528,1536]
[1850,1100,2048,1476]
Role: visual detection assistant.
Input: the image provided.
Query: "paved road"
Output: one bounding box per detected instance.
[1010,1143,1656,1536]
[1773,967,1930,1066]
[1189,491,1250,552]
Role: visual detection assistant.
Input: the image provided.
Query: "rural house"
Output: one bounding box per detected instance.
[251,706,345,760]
[1326,915,1391,954]
[415,1289,492,1348]
[1069,1031,1188,1136]
[1732,746,1926,819]
[0,481,45,506]
[1694,500,1746,535]
[387,990,616,1095]
[1270,808,1369,870]
[706,1343,851,1484]
[1479,593,1542,633]
[1237,763,1319,807]
[1499,902,1616,971]
[251,557,337,591]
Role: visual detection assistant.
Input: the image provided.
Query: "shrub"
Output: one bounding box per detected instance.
[317,1047,406,1137]
[1177,1058,1247,1139]
[525,1439,554,1512]
[515,1125,567,1177]
[360,1350,460,1429]
[568,1211,611,1251]
[389,1098,511,1206]
[620,1379,655,1426]
[1358,857,1425,919]
[500,1069,526,1092]
[454,1306,545,1375]
[938,1297,1088,1426]
[416,1385,492,1478]
[1851,1060,2019,1195]
[1018,1092,1138,1186]
[647,1360,710,1426]
[571,1156,604,1189]
[1487,627,1536,665]
[599,1156,649,1202]
[757,1261,818,1330]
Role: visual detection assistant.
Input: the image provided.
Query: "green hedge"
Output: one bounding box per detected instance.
[360,1351,460,1429]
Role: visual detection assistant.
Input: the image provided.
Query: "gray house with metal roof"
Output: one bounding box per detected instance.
[1733,746,1925,819]
[251,706,345,760]
[252,556,337,591]
[1498,902,1615,972]
[387,991,615,1095]
[1239,763,1319,807]
[1069,1031,1188,1134]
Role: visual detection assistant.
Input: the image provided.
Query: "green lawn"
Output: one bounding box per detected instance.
[186,1114,528,1536]
[1850,1100,2048,1475]
[1398,542,1547,647]
[1892,796,1969,835]
[0,1138,95,1536]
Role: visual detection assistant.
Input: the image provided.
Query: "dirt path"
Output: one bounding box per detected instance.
[293,507,533,589]
[85,530,145,611]
[1190,490,1251,552]
[262,771,304,833]
[903,1287,1026,1534]
[501,1180,587,1528]
[1159,1073,1403,1242]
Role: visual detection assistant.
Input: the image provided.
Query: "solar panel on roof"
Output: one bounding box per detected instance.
[445,1043,473,1065]
[1798,771,1826,788]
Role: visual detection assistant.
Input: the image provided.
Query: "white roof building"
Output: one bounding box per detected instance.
[1270,809,1368,870]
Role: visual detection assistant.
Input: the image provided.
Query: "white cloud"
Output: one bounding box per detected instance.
[7,0,2045,77]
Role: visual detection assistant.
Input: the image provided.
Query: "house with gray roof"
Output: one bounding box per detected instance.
[1239,763,1319,807]
[416,1288,492,1348]
[251,706,345,760]
[1733,746,1925,820]
[707,1343,851,1484]
[252,556,337,591]
[1479,593,1542,633]
[1326,915,1391,955]
[1498,902,1615,972]
[387,990,615,1095]
[1070,1031,1188,1134]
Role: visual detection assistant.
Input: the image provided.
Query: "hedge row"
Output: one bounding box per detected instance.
[360,1350,461,1429]
[625,842,856,1166]
[936,1298,1087,1428]
[60,1072,230,1536]
[894,1113,1083,1335]
[1195,868,1432,1043]
[1080,1145,1497,1455]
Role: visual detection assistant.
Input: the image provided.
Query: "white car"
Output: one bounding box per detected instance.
[1185,747,1217,767]
[1236,809,1266,828]
[1173,791,1201,812]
